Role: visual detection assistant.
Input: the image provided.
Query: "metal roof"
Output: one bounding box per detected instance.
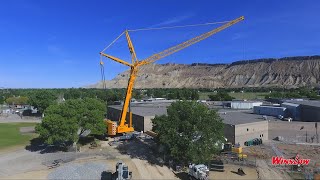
[284,100,320,108]
[109,102,272,125]
[218,110,276,125]
[281,102,300,107]
[108,102,170,117]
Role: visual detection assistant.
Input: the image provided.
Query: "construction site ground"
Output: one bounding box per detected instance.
[1,126,320,180]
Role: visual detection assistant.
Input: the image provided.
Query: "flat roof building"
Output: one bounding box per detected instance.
[107,101,270,146]
[107,102,170,132]
[230,101,263,109]
[284,100,320,122]
[218,110,270,146]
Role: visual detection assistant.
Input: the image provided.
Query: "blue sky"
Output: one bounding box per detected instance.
[0,0,319,88]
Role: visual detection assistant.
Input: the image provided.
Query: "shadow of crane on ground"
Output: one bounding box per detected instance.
[115,138,165,167]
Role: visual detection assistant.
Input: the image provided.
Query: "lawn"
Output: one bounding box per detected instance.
[0,122,38,149]
[199,92,269,100]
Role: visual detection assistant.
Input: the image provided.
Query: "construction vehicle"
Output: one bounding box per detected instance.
[222,142,247,160]
[100,16,245,136]
[112,161,132,180]
[188,163,209,180]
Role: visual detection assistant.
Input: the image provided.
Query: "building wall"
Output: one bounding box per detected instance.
[107,107,146,132]
[224,124,235,144]
[300,105,320,122]
[234,121,268,146]
[231,102,263,109]
[269,121,319,143]
[253,106,286,117]
[143,116,155,132]
[281,103,301,120]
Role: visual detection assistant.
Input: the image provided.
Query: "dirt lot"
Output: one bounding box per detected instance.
[209,165,257,179]
[5,136,319,180]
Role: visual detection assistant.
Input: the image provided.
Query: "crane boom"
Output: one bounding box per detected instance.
[138,16,244,66]
[101,16,244,136]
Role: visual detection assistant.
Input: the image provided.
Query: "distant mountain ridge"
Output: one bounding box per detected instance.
[87,55,320,89]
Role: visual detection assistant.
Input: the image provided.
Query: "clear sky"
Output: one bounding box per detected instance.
[0,0,319,88]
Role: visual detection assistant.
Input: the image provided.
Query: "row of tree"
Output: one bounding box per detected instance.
[266,88,320,99]
[208,92,235,101]
[1,88,319,112]
[144,88,199,100]
[0,88,200,107]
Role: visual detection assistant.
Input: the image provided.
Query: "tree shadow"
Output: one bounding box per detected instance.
[25,137,69,154]
[101,171,113,180]
[115,138,165,167]
[174,171,189,180]
[25,137,46,152]
[78,136,95,146]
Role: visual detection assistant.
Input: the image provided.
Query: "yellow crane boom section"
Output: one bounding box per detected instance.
[100,16,244,135]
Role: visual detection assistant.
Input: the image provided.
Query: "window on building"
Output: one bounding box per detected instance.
[262,134,263,137]
[247,128,249,131]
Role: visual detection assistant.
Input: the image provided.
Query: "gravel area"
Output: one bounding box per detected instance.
[48,162,109,180]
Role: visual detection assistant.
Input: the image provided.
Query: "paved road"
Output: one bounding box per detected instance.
[0,114,41,123]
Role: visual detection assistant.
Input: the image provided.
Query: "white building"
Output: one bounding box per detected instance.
[231,101,263,109]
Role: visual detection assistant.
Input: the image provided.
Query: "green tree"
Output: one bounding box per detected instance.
[28,90,57,114]
[35,103,79,144]
[6,96,29,105]
[36,98,106,145]
[209,92,234,101]
[191,90,199,100]
[152,101,224,165]
[0,96,4,104]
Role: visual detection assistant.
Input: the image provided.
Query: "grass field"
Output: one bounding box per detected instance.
[0,123,38,149]
[199,92,269,100]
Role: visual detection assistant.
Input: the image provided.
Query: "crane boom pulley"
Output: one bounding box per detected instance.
[100,16,244,136]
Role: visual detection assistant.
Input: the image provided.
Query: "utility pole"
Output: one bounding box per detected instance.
[306,130,308,143]
[316,122,318,143]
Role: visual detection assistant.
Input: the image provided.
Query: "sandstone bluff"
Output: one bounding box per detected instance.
[88,56,320,89]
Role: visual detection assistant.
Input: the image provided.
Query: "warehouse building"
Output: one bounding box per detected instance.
[284,100,320,122]
[107,102,170,132]
[220,110,269,146]
[253,106,286,117]
[230,101,262,109]
[281,102,301,121]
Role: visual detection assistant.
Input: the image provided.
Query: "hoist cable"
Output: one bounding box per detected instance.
[101,31,125,52]
[127,20,230,32]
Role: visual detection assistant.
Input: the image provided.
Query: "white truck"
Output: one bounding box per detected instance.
[113,161,132,180]
[188,164,209,180]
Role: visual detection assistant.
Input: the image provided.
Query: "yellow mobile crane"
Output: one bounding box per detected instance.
[100,16,244,136]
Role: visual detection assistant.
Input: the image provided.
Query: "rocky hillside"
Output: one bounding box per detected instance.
[88,56,320,88]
